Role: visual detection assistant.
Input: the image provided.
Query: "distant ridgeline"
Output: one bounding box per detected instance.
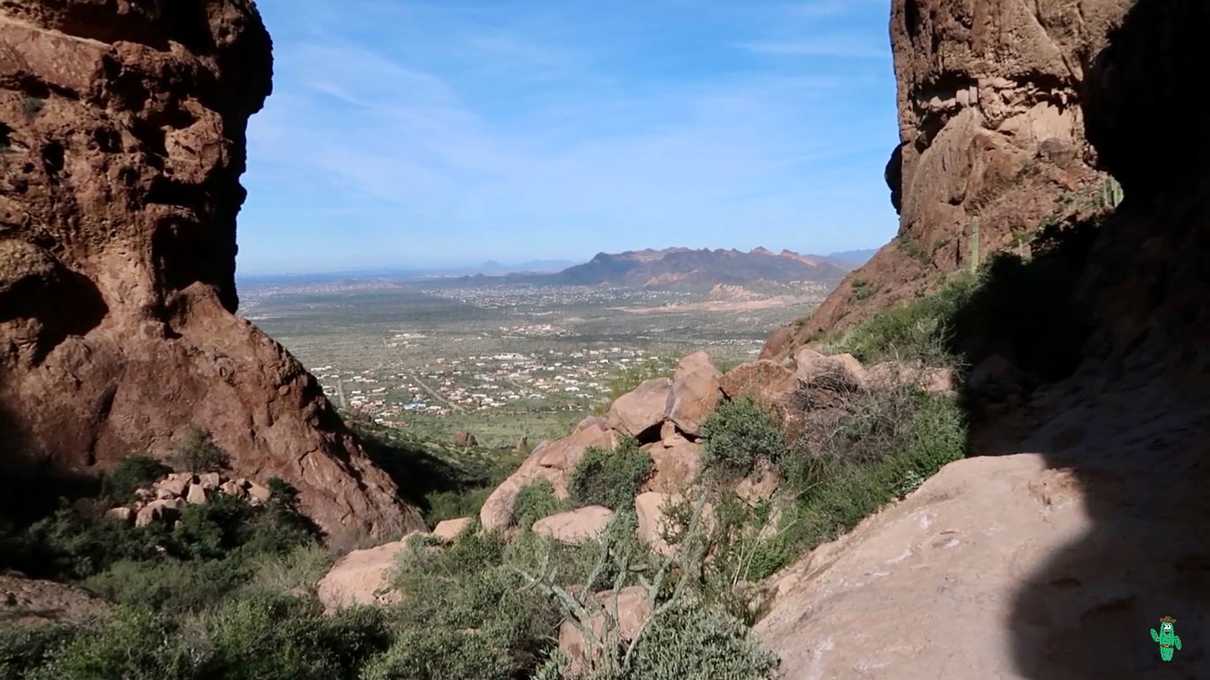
[450,247,860,290]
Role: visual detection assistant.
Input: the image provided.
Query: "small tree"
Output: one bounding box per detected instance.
[171,428,230,474]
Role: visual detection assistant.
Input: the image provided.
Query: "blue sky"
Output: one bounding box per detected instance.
[239,0,899,275]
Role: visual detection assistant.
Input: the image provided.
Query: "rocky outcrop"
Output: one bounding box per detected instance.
[755,1,1210,677]
[763,0,1131,358]
[0,1,421,544]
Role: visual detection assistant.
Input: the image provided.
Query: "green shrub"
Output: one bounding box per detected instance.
[0,624,78,680]
[84,557,248,613]
[101,456,170,502]
[171,428,230,474]
[511,480,563,529]
[361,628,512,680]
[568,439,652,510]
[201,593,390,680]
[825,273,976,364]
[749,391,965,579]
[701,398,787,476]
[623,603,779,679]
[536,602,779,680]
[27,607,206,680]
[21,506,167,579]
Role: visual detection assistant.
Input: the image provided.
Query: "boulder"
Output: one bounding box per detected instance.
[642,440,703,494]
[719,360,797,409]
[666,352,723,435]
[185,484,208,505]
[220,480,246,498]
[634,492,682,556]
[316,536,420,612]
[247,481,272,504]
[968,354,1025,399]
[794,348,867,390]
[535,420,617,475]
[157,476,191,497]
[105,507,133,524]
[606,378,672,438]
[755,452,1210,678]
[532,506,615,545]
[431,517,473,543]
[453,431,478,447]
[867,361,956,395]
[558,586,653,672]
[197,472,222,490]
[134,498,183,528]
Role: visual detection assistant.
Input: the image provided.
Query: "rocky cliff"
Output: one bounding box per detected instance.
[755,0,1210,676]
[0,0,422,544]
[764,0,1131,357]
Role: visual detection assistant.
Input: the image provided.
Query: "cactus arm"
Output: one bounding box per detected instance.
[1150,629,1160,642]
[1174,635,1182,650]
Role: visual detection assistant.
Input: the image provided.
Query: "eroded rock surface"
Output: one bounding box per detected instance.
[764,0,1131,357]
[0,1,421,544]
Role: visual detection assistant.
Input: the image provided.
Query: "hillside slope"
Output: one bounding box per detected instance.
[0,0,422,544]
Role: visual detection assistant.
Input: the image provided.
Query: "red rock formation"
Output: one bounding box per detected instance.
[0,0,422,544]
[763,0,1132,358]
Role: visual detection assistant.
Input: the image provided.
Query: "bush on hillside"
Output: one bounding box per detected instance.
[100,456,171,502]
[824,273,976,364]
[0,624,78,680]
[568,439,653,510]
[511,480,563,529]
[171,428,230,474]
[700,398,787,476]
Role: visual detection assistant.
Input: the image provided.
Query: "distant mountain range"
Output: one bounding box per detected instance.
[446,247,864,290]
[239,248,878,291]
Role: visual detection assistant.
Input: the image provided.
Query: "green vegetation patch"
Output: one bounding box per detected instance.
[568,438,653,510]
[700,397,788,477]
[749,390,966,579]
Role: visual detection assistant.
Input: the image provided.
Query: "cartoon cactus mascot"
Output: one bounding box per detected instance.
[1149,616,1182,662]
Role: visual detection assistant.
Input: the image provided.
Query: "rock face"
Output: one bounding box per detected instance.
[0,1,421,545]
[763,0,1131,358]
